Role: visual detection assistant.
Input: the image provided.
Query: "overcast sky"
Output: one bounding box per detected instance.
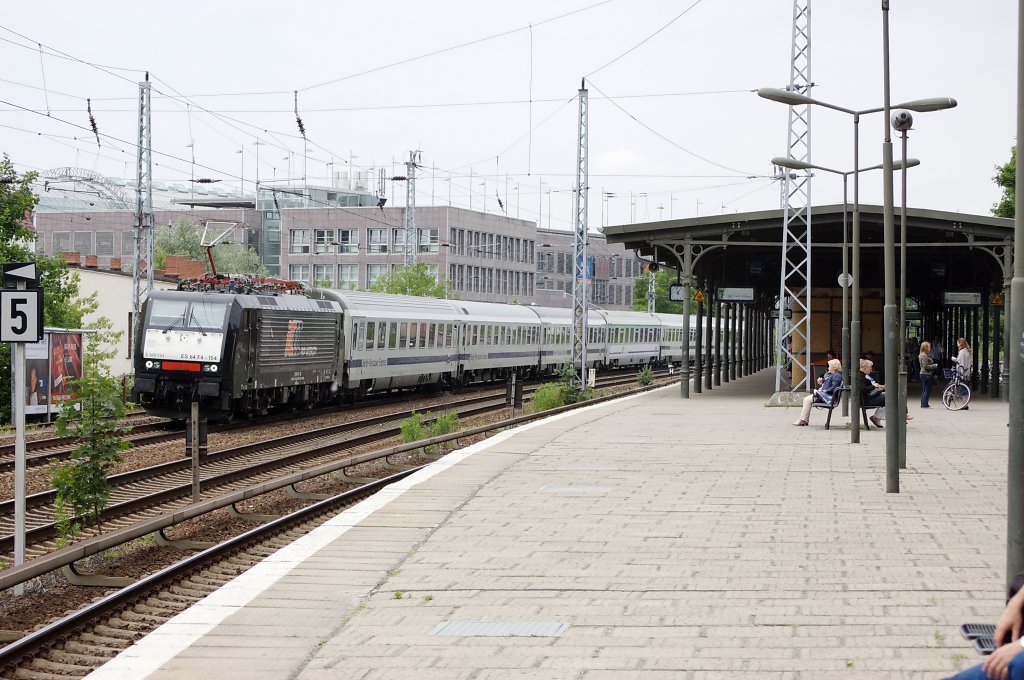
[0,1,1016,232]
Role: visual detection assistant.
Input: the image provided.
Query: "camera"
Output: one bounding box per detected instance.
[891,110,914,131]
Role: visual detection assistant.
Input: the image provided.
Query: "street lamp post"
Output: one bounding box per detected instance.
[758,87,956,448]
[892,110,914,471]
[771,156,920,421]
[881,0,898,492]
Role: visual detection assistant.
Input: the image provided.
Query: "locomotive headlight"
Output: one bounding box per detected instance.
[209,364,218,373]
[145,361,153,368]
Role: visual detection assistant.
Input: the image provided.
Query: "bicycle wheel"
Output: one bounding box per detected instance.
[943,382,971,411]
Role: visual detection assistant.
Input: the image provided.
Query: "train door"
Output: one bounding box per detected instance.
[234,309,257,394]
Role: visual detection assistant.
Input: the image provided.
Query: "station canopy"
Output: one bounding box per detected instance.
[602,203,1013,310]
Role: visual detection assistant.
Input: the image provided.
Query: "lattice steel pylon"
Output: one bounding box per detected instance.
[132,75,154,342]
[775,0,813,394]
[404,150,421,267]
[571,81,589,389]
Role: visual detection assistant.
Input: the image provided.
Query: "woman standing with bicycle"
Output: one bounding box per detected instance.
[955,338,973,410]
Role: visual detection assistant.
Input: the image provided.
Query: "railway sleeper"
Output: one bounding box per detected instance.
[18,657,98,677]
[55,640,123,658]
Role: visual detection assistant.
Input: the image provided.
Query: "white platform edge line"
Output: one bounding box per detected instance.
[84,386,662,679]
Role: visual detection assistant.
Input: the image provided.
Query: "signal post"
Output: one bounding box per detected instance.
[0,263,44,593]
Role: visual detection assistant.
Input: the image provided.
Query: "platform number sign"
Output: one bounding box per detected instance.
[0,290,44,343]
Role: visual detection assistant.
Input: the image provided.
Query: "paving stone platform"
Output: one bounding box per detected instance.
[85,369,1013,679]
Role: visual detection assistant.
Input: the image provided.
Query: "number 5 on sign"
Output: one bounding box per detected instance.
[0,290,44,343]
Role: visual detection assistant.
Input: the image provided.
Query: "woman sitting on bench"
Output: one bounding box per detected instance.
[859,358,886,428]
[793,358,843,426]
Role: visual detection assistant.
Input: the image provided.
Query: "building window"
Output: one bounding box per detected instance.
[95,231,115,256]
[425,264,438,282]
[74,232,93,255]
[392,228,407,255]
[338,264,358,289]
[289,229,310,254]
[338,228,359,253]
[367,263,387,287]
[314,229,335,254]
[52,231,72,256]
[418,228,439,253]
[313,264,333,287]
[367,228,388,253]
[289,264,310,283]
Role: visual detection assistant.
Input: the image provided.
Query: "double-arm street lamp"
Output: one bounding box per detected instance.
[758,87,956,447]
[771,156,920,418]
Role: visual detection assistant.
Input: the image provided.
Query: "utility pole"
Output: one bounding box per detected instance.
[132,73,154,348]
[571,80,589,389]
[774,0,813,397]
[404,151,420,267]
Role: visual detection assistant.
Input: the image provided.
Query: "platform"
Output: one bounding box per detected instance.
[85,370,1012,679]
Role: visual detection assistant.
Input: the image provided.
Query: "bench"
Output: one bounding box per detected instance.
[810,385,872,430]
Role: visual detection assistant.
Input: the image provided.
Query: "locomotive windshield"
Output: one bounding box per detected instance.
[149,298,229,332]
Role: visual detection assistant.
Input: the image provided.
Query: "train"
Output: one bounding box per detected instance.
[131,277,699,420]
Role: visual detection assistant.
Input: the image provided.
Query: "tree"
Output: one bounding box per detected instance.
[993,145,1016,218]
[50,319,129,538]
[0,155,89,424]
[154,219,266,276]
[369,262,448,297]
[631,268,685,314]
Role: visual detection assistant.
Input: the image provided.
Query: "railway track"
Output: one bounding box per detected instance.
[0,392,509,560]
[0,471,418,679]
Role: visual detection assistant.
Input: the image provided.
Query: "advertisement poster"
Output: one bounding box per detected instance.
[24,338,49,415]
[49,332,83,408]
[8,330,85,422]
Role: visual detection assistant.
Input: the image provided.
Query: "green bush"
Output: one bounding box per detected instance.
[400,412,425,444]
[637,364,653,386]
[530,382,566,412]
[429,411,459,437]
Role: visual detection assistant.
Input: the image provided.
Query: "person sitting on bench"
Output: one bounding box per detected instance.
[793,358,843,426]
[946,573,1024,679]
[859,358,886,428]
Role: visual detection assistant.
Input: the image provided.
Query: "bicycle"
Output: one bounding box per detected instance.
[942,366,971,411]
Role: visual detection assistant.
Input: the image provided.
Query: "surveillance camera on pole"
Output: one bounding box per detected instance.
[891,110,914,131]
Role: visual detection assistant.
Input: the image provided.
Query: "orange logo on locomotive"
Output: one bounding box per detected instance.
[284,320,303,357]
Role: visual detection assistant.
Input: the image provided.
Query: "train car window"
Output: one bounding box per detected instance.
[388,323,398,349]
[399,322,408,348]
[377,322,387,350]
[408,323,418,348]
[365,322,375,350]
[418,324,427,349]
[428,324,436,349]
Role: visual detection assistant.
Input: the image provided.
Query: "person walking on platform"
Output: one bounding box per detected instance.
[858,358,886,428]
[955,337,973,410]
[945,573,1024,679]
[931,336,947,367]
[793,358,843,426]
[918,341,938,408]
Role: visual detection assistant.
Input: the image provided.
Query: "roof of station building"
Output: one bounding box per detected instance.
[602,204,1012,306]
